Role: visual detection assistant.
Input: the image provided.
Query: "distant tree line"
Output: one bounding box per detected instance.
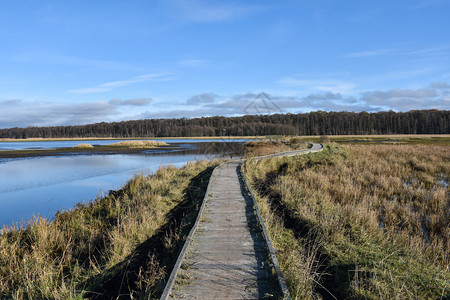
[0,110,448,139]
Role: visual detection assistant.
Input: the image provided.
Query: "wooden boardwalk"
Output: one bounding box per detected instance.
[162,145,323,299]
[167,162,279,299]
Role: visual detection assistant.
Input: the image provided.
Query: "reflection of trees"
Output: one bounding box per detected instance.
[0,110,448,139]
[195,142,245,156]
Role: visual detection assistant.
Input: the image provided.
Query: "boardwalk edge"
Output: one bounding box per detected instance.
[240,144,323,300]
[161,144,323,299]
[160,163,223,300]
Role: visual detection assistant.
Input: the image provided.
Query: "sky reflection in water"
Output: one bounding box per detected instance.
[0,151,214,227]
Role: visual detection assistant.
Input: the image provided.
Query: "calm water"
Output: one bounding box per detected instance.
[0,139,249,228]
[0,138,250,151]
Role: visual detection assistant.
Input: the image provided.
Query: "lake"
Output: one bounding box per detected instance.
[0,139,249,228]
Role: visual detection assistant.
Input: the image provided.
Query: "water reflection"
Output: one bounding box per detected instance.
[0,138,253,151]
[0,141,246,228]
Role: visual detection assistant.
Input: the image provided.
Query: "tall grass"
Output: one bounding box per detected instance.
[109,140,169,148]
[245,144,449,299]
[73,143,94,148]
[245,138,310,158]
[0,159,218,299]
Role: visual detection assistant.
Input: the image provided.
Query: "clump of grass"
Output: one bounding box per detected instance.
[0,159,219,299]
[245,138,309,158]
[109,140,169,148]
[73,143,94,148]
[244,144,449,299]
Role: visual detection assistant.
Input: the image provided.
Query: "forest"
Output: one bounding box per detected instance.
[0,110,448,139]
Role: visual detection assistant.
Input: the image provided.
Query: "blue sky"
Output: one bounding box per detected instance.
[0,0,449,128]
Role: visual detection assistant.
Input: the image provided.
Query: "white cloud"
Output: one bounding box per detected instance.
[0,97,152,128]
[12,52,137,71]
[410,0,450,9]
[169,0,263,23]
[186,93,218,104]
[179,59,208,67]
[361,86,449,110]
[1,82,449,128]
[0,100,118,128]
[430,81,450,89]
[68,73,173,94]
[99,74,167,88]
[304,92,342,101]
[344,48,399,58]
[344,44,450,60]
[278,77,356,94]
[68,87,111,94]
[109,98,153,106]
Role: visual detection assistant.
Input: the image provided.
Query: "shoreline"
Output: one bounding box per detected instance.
[0,136,263,143]
[0,134,449,143]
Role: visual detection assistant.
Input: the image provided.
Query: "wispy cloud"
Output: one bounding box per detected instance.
[143,83,450,119]
[0,97,153,128]
[410,0,450,10]
[12,52,138,71]
[344,44,450,59]
[179,59,209,67]
[68,73,173,94]
[344,48,400,58]
[68,87,111,94]
[109,98,153,106]
[278,77,356,94]
[361,87,448,110]
[169,0,264,23]
[186,93,218,104]
[430,81,450,89]
[2,82,449,128]
[0,100,118,128]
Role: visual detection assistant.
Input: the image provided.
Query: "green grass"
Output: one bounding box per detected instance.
[244,144,449,299]
[0,159,220,299]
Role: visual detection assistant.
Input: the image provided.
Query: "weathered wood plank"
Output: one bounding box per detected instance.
[163,144,323,299]
[168,162,280,299]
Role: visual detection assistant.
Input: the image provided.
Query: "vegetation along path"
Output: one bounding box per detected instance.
[162,144,323,299]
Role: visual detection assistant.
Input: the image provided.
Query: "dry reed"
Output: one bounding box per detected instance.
[109,140,169,148]
[0,159,218,299]
[245,144,449,299]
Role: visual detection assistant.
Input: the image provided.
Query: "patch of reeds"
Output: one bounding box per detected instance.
[0,159,219,299]
[245,138,309,158]
[73,143,94,148]
[244,144,449,299]
[109,140,169,148]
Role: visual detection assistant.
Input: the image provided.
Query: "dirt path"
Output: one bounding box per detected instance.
[162,144,323,299]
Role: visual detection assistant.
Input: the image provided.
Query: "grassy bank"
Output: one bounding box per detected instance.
[244,138,311,158]
[0,136,262,142]
[0,142,174,159]
[298,134,450,145]
[244,144,449,299]
[0,159,219,299]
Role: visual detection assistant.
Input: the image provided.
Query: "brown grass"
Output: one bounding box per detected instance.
[109,140,169,148]
[0,159,219,299]
[244,138,310,158]
[73,143,94,148]
[245,144,449,299]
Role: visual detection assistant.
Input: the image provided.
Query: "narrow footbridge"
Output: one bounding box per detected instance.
[161,144,323,299]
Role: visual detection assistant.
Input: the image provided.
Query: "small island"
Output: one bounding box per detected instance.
[74,140,169,149]
[0,140,172,159]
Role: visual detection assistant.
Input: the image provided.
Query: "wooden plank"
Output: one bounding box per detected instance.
[168,162,281,299]
[162,144,323,299]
